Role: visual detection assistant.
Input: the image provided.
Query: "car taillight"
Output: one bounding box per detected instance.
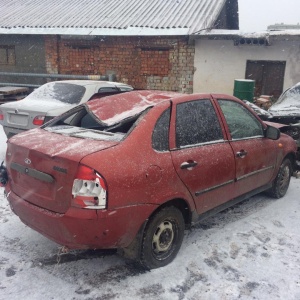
[33,115,46,126]
[0,109,4,121]
[72,164,107,209]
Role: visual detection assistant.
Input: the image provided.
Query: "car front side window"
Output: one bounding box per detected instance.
[218,99,263,140]
[175,99,223,148]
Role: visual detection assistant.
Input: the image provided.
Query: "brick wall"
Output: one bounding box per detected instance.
[45,36,58,74]
[44,36,195,93]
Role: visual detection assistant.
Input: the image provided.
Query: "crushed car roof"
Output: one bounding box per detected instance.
[86,90,184,126]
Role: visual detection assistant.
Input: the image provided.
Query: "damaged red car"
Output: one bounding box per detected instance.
[2,91,297,269]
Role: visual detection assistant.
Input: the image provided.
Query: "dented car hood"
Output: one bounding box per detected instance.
[269,82,300,117]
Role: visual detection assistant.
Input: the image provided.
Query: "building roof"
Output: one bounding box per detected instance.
[194,29,300,39]
[268,23,300,30]
[0,0,227,36]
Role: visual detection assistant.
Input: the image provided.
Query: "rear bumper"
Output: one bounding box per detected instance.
[3,126,26,138]
[7,190,155,250]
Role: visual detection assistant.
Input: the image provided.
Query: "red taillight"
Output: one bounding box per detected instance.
[33,115,45,126]
[72,164,107,209]
[75,165,97,180]
[0,109,4,121]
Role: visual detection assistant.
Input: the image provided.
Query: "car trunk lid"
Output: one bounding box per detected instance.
[6,128,118,213]
[0,99,73,130]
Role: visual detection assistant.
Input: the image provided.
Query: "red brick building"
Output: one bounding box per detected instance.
[45,36,195,92]
[0,0,238,93]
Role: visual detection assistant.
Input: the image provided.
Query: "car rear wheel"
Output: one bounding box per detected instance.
[267,158,292,198]
[140,206,185,269]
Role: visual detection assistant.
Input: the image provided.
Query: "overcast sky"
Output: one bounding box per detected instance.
[238,0,300,31]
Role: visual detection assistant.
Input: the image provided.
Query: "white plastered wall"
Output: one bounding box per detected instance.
[193,38,300,95]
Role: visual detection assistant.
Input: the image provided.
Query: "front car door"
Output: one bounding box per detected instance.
[216,98,277,197]
[170,97,236,213]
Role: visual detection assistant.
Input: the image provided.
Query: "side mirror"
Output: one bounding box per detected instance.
[265,125,280,140]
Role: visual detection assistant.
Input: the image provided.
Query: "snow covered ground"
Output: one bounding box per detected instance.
[0,125,300,300]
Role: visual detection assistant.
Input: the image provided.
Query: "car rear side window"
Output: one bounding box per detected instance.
[152,108,171,151]
[218,100,263,139]
[176,99,223,148]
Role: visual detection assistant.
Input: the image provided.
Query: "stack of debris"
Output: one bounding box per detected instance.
[0,86,29,104]
[254,95,273,110]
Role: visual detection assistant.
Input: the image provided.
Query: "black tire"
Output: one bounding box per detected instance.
[140,206,185,269]
[267,158,292,198]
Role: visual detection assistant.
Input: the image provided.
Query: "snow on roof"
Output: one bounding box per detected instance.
[0,0,226,36]
[194,29,300,39]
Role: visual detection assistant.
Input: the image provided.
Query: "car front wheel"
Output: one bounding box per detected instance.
[267,158,292,198]
[140,206,185,269]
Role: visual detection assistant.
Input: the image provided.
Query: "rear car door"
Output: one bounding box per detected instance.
[216,98,277,197]
[170,98,236,213]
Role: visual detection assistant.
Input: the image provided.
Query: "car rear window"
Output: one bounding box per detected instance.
[43,105,145,141]
[27,82,86,104]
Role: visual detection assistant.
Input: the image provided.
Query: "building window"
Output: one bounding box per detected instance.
[141,48,169,76]
[0,46,16,65]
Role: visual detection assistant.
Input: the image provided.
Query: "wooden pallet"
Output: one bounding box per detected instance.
[0,86,29,104]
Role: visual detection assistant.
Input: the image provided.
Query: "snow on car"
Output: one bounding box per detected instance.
[268,82,300,151]
[243,83,300,167]
[1,90,298,269]
[269,82,300,117]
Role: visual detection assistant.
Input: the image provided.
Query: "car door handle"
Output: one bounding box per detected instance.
[180,161,198,169]
[236,150,248,158]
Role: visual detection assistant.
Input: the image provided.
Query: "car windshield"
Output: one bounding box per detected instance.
[270,83,300,112]
[26,82,86,104]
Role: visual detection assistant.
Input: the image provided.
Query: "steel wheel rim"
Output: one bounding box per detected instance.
[152,220,174,255]
[279,165,290,192]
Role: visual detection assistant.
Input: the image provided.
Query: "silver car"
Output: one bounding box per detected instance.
[0,80,133,138]
[268,82,300,150]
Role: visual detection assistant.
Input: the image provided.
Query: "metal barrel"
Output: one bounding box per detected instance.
[233,79,255,102]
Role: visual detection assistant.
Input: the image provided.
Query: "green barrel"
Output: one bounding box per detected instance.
[233,79,255,102]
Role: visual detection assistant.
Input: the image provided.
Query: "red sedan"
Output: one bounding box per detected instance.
[3,91,297,269]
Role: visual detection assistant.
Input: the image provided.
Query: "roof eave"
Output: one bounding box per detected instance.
[191,29,300,39]
[0,26,190,36]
